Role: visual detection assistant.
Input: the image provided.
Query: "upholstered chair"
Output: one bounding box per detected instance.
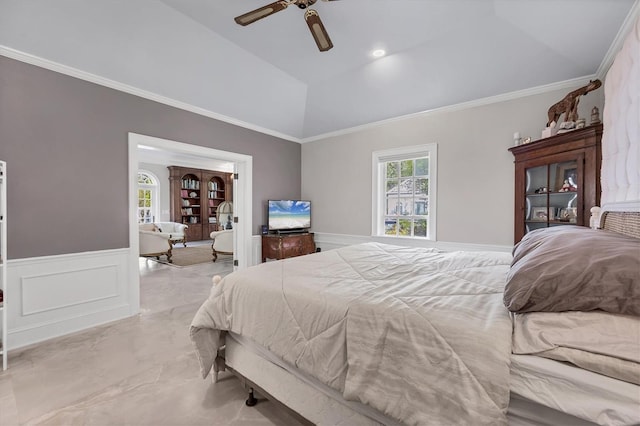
[210,229,233,262]
[154,222,189,247]
[139,224,172,262]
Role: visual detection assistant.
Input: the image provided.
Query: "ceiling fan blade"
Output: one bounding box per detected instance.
[304,9,333,52]
[234,1,289,26]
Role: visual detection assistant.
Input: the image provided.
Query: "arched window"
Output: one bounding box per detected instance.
[137,171,159,224]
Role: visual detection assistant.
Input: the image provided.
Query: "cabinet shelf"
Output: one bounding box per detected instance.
[526,191,578,197]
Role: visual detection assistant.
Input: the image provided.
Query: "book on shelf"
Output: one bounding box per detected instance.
[180,189,188,198]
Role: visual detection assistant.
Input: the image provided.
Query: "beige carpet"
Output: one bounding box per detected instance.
[145,245,230,267]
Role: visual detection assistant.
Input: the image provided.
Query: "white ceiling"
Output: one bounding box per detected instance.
[0,0,636,141]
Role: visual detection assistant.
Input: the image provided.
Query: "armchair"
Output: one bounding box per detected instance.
[210,229,233,262]
[155,222,188,247]
[139,224,172,262]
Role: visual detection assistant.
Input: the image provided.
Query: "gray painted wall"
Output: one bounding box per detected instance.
[0,56,302,259]
[302,85,605,246]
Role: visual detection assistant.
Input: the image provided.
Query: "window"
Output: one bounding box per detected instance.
[372,144,437,240]
[137,171,159,224]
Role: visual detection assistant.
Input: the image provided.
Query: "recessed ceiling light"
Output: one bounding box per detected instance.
[372,49,386,58]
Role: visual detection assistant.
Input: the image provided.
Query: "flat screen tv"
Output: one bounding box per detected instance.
[268,200,311,232]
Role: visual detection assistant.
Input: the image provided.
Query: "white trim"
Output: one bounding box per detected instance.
[0,160,6,370]
[128,133,254,278]
[7,247,129,265]
[313,232,512,253]
[372,144,438,241]
[0,45,299,143]
[595,0,640,79]
[0,46,612,145]
[5,248,131,350]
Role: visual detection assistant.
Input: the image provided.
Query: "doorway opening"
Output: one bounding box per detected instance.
[127,133,253,315]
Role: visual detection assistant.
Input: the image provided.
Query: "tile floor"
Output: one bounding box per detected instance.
[0,248,304,425]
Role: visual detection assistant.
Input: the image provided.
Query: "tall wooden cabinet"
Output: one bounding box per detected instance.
[508,124,602,243]
[168,166,233,241]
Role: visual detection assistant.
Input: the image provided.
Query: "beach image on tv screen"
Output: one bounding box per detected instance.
[269,200,311,230]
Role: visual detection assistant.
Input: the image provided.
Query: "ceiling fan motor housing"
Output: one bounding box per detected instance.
[296,0,316,9]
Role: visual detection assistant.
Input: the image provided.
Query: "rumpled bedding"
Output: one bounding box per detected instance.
[190,242,513,425]
[512,310,640,385]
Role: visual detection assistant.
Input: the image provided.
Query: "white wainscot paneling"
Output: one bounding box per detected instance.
[6,248,132,350]
[250,233,512,263]
[313,233,513,253]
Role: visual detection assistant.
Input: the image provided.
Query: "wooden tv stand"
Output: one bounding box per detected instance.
[261,233,316,262]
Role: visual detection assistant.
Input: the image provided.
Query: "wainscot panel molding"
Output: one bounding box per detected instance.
[6,248,132,350]
[251,234,511,264]
[313,233,513,253]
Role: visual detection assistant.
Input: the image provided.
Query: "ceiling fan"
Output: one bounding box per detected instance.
[234,0,338,52]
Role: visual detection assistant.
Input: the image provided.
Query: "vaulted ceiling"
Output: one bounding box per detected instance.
[0,0,636,141]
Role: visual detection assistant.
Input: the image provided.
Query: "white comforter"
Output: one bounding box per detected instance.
[190,242,513,425]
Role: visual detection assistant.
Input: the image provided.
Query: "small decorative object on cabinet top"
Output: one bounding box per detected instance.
[575,118,586,129]
[513,132,521,146]
[546,79,601,128]
[557,120,576,134]
[541,123,559,139]
[590,106,601,125]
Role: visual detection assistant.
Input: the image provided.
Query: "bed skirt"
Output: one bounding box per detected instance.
[222,333,638,426]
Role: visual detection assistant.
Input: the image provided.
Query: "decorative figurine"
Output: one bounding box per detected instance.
[558,180,571,192]
[546,79,602,128]
[591,106,601,125]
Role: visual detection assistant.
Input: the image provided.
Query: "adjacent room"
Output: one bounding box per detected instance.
[0,1,638,425]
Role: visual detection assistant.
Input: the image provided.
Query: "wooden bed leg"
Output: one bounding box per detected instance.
[245,388,258,407]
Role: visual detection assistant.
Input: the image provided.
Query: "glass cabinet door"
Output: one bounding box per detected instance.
[524,160,580,235]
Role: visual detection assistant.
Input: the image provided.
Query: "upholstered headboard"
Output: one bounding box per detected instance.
[596,15,640,239]
[601,15,639,205]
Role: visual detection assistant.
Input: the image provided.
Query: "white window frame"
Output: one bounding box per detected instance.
[137,170,160,224]
[372,144,438,240]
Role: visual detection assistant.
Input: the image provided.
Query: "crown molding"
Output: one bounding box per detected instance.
[0,45,302,143]
[300,75,596,143]
[595,0,639,79]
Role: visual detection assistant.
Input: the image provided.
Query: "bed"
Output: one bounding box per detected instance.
[189,208,640,426]
[191,15,640,422]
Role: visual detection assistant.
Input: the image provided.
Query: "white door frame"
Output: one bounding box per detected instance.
[127,132,253,315]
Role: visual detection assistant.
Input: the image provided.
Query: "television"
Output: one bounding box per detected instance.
[268,200,311,232]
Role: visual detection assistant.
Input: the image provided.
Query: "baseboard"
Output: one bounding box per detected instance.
[250,233,512,264]
[5,248,133,351]
[313,233,513,253]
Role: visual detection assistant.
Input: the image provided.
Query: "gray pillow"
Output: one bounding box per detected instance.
[504,226,640,316]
